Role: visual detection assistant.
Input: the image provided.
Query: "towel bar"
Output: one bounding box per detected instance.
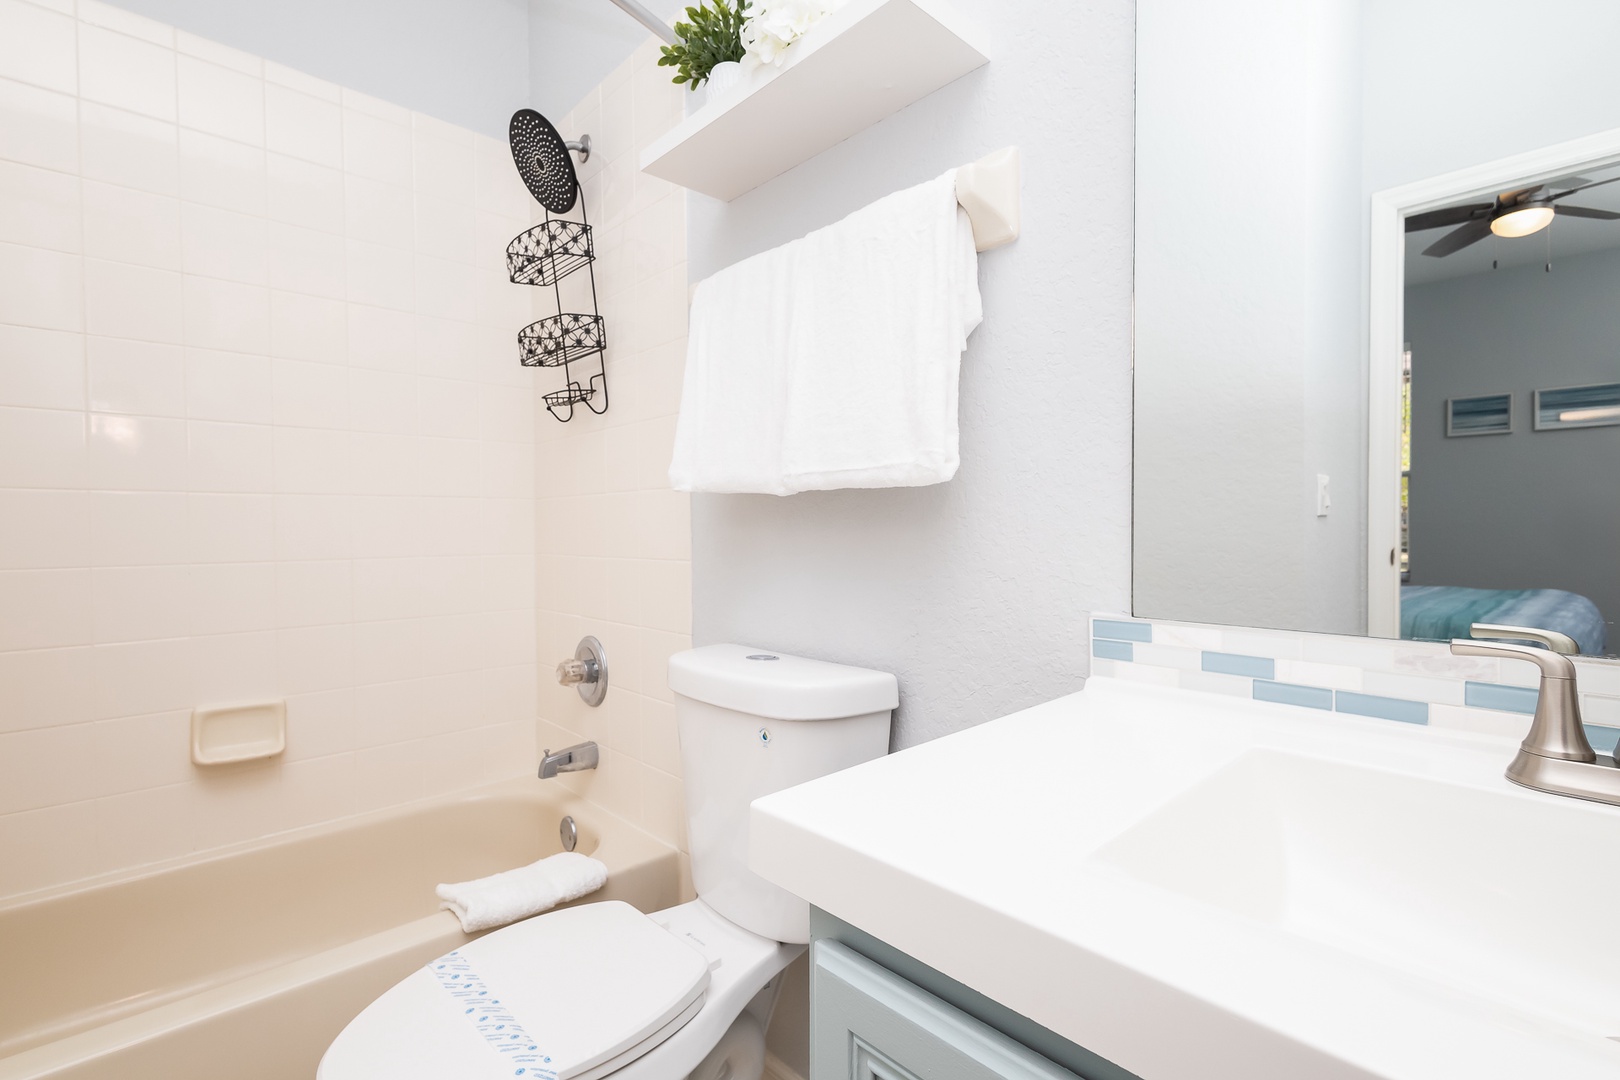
[681,146,1022,305]
[955,146,1020,252]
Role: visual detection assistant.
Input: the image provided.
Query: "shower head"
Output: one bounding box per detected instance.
[509,109,579,214]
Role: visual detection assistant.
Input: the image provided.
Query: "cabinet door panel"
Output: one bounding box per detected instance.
[812,939,1080,1080]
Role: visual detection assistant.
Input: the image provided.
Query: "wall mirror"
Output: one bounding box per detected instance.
[1133,0,1620,658]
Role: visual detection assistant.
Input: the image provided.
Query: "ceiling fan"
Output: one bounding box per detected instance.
[1406,176,1620,257]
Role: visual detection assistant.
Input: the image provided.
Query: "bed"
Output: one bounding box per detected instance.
[1400,585,1608,656]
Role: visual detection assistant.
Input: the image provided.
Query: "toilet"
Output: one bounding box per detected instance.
[319,644,898,1080]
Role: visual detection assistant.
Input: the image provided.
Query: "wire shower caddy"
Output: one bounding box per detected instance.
[507,109,606,422]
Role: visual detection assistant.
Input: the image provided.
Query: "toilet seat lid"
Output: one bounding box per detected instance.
[320,901,711,1080]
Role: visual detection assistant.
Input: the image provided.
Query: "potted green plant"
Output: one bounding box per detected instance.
[657,0,749,99]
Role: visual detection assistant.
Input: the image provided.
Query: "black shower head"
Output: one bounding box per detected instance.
[509,108,578,214]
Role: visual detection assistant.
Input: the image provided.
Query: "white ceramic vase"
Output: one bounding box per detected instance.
[704,60,745,100]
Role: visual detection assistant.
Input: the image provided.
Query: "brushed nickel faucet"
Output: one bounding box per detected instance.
[1469,622,1581,655]
[1451,633,1620,807]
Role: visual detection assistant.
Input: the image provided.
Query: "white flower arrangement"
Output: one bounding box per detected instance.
[740,0,844,68]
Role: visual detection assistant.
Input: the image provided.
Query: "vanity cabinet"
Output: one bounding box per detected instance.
[810,910,1141,1080]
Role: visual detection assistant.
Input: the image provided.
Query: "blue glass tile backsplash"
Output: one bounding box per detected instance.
[1092,639,1133,662]
[1334,691,1429,726]
[1252,680,1334,711]
[1091,614,1620,748]
[1093,619,1153,643]
[1463,681,1539,715]
[1589,726,1620,755]
[1202,652,1276,680]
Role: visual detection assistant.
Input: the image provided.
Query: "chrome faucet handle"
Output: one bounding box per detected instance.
[556,657,592,685]
[556,636,608,707]
[1449,639,1595,764]
[1469,622,1581,656]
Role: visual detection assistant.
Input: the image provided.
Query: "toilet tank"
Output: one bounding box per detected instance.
[667,645,896,945]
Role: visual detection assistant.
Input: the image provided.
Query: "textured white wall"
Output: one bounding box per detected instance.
[684,0,1136,749]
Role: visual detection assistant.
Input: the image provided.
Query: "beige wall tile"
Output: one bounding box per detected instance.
[0,799,104,896]
[0,9,591,902]
[532,42,691,847]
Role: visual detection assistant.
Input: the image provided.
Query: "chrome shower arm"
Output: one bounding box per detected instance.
[606,0,678,44]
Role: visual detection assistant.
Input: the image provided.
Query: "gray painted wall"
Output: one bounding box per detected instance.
[1406,246,1620,645]
[685,1,1136,749]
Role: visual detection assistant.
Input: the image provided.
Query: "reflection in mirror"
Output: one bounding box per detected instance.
[1402,160,1620,658]
[1133,0,1620,657]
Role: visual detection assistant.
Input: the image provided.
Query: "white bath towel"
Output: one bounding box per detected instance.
[436,851,607,933]
[669,169,982,495]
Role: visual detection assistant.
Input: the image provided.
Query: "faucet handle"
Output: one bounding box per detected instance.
[1451,639,1594,763]
[556,636,609,707]
[1451,637,1577,680]
[556,657,591,686]
[1470,622,1581,656]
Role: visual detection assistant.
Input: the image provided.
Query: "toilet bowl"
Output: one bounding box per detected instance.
[319,645,898,1080]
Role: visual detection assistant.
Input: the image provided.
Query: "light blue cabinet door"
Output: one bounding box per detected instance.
[812,939,1081,1080]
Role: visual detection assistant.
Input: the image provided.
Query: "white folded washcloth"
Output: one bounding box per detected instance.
[436,851,608,933]
[669,167,981,495]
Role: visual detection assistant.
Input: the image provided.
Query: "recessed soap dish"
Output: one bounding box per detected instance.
[191,701,287,766]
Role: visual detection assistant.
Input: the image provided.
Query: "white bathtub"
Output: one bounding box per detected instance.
[0,779,681,1080]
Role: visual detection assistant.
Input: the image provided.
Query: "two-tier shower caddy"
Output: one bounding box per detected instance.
[506,109,606,422]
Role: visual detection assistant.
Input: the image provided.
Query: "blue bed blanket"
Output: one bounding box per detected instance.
[1401,585,1608,656]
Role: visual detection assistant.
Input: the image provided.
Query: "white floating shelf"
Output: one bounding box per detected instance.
[639,0,988,202]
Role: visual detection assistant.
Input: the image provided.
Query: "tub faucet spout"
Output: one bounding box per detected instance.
[538,741,599,779]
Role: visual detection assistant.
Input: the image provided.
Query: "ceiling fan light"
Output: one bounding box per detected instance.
[1490,204,1555,238]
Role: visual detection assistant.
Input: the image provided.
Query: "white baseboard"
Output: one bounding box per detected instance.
[763,1051,807,1080]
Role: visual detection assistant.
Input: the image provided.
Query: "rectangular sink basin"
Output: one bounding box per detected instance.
[1094,749,1620,1037]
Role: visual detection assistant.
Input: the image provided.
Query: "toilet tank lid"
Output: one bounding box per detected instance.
[668,645,899,721]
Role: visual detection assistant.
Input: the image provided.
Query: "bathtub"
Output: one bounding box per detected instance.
[0,778,682,1080]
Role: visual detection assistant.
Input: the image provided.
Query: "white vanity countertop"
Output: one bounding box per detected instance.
[748,677,1620,1080]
